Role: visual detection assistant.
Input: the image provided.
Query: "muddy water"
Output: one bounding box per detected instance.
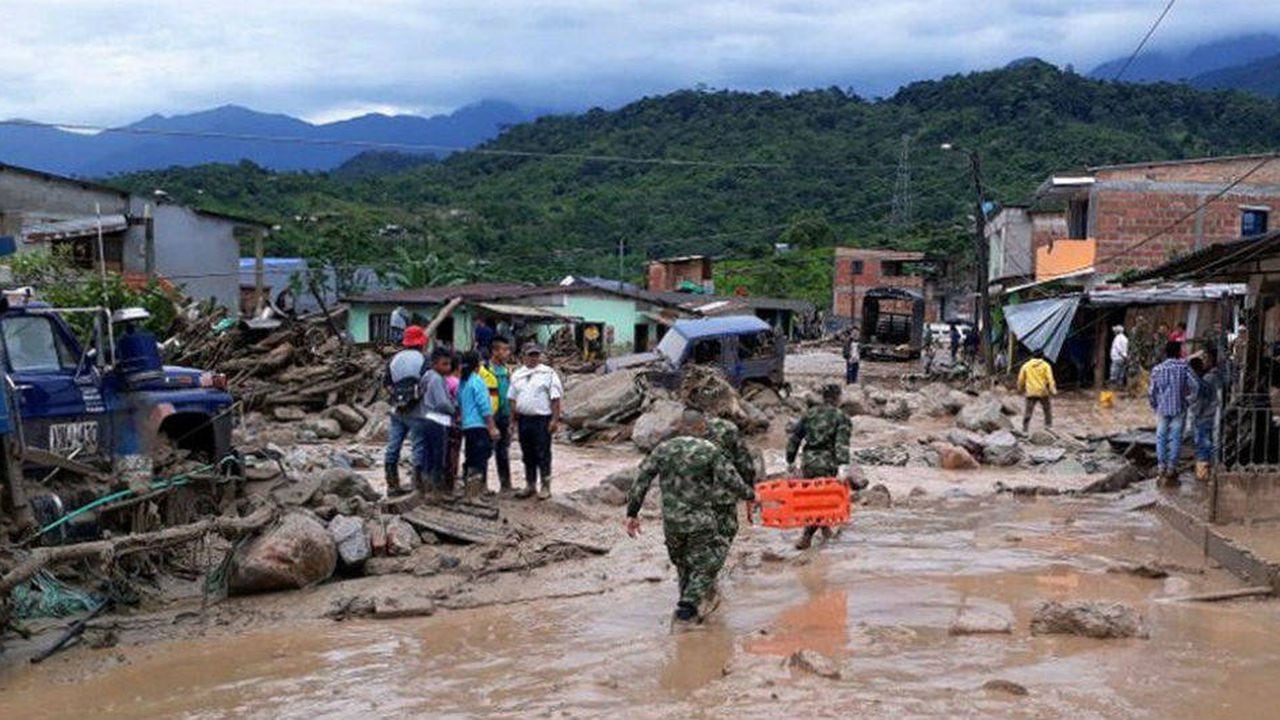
[4,495,1279,719]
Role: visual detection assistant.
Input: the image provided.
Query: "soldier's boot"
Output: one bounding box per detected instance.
[672,602,698,624]
[795,525,818,550]
[385,463,408,497]
[818,526,834,545]
[537,475,552,500]
[698,585,721,620]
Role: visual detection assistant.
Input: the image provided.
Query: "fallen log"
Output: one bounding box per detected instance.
[0,506,275,596]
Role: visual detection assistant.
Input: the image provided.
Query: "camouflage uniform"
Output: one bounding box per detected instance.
[627,436,754,608]
[786,405,851,478]
[706,418,758,545]
[786,404,852,547]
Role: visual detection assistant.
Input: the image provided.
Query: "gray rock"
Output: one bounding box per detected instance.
[1030,601,1149,639]
[229,512,336,594]
[273,406,307,422]
[861,483,892,508]
[853,446,909,467]
[302,417,343,440]
[786,649,842,679]
[957,400,1011,433]
[839,385,870,416]
[327,404,367,433]
[562,369,642,429]
[385,517,421,556]
[982,430,1024,467]
[946,429,987,458]
[318,467,380,501]
[372,594,436,619]
[1027,447,1067,465]
[632,400,687,451]
[270,475,323,507]
[328,514,371,569]
[1045,458,1089,476]
[1000,396,1024,416]
[603,466,640,492]
[943,390,972,415]
[882,398,912,422]
[934,442,980,470]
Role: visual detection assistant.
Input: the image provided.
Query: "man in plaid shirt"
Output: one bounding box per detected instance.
[1149,340,1200,482]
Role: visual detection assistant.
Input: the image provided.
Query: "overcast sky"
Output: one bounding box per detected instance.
[2,1,1278,125]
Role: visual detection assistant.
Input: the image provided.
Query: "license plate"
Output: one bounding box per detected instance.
[49,421,100,455]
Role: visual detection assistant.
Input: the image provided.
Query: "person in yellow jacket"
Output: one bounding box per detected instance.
[1017,349,1057,433]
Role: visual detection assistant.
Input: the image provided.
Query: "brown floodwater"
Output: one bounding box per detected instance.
[3,494,1279,719]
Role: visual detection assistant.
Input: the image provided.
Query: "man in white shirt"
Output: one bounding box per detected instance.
[508,343,564,499]
[1110,325,1129,390]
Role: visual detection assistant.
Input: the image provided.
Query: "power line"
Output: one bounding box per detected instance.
[1112,0,1178,81]
[0,118,904,174]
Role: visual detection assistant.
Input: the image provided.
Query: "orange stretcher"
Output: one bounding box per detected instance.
[753,478,850,529]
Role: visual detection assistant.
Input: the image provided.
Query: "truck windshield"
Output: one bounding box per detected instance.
[2,316,77,373]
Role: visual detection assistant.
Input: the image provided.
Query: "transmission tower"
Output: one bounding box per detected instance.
[889,134,913,228]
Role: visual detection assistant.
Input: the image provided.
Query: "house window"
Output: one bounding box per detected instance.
[850,260,865,275]
[1067,199,1089,240]
[368,313,391,343]
[1242,209,1269,237]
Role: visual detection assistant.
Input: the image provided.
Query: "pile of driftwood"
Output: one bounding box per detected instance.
[167,307,385,412]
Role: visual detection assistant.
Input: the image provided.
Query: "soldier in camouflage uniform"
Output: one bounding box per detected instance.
[706,417,758,547]
[785,384,852,550]
[626,411,755,623]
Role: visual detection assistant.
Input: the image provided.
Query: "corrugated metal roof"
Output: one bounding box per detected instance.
[670,316,771,339]
[474,302,580,321]
[23,214,129,241]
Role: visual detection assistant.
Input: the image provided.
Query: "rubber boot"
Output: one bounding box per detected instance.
[385,463,407,497]
[515,473,536,499]
[537,476,551,500]
[795,525,818,550]
[464,470,486,499]
[412,466,431,499]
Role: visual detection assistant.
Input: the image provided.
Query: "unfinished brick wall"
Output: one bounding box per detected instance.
[832,249,926,320]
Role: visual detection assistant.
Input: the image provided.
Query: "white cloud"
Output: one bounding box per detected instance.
[0,0,1277,123]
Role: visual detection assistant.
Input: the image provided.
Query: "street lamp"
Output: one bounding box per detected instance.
[942,142,994,375]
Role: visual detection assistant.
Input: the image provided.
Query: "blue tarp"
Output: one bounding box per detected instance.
[1002,296,1081,362]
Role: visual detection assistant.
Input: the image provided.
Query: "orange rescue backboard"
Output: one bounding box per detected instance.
[755,478,850,529]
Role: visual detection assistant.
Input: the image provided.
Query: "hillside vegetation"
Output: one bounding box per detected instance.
[109,61,1280,307]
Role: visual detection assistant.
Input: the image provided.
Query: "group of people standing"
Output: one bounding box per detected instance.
[383,325,563,501]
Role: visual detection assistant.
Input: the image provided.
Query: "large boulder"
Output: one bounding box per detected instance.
[982,430,1024,467]
[603,466,640,492]
[318,467,380,501]
[301,417,343,440]
[957,400,1012,433]
[946,429,987,458]
[562,369,642,429]
[1030,601,1148,639]
[327,404,367,433]
[270,475,323,507]
[384,517,422,557]
[632,400,687,451]
[933,442,979,470]
[229,512,337,594]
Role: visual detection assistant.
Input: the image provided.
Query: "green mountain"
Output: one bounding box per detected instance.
[1190,53,1280,98]
[109,61,1280,306]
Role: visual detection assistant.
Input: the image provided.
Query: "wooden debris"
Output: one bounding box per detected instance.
[401,505,509,545]
[1157,586,1274,603]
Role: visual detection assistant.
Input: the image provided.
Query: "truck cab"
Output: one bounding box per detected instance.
[0,299,235,529]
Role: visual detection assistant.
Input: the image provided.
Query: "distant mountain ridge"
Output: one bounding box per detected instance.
[1189,53,1280,97]
[0,100,536,176]
[1089,33,1280,82]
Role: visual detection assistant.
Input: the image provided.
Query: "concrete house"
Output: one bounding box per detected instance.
[647,255,714,294]
[0,162,267,309]
[1034,154,1280,285]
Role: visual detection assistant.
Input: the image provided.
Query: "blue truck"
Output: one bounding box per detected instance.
[0,298,236,536]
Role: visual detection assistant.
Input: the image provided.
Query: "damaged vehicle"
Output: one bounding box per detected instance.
[605,316,786,389]
[861,287,926,360]
[0,297,236,539]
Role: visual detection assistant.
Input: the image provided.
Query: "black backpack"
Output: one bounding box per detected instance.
[388,353,425,411]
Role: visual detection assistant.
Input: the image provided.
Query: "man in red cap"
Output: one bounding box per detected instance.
[382,325,430,496]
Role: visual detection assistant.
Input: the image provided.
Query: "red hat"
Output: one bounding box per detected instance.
[402,325,427,348]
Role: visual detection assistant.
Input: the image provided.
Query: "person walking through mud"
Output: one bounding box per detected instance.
[1017,349,1056,433]
[843,332,861,385]
[1150,340,1199,484]
[382,325,429,497]
[458,351,500,496]
[509,343,563,499]
[786,384,852,550]
[706,417,758,548]
[626,411,755,624]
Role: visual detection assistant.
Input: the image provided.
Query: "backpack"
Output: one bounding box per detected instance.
[390,376,422,412]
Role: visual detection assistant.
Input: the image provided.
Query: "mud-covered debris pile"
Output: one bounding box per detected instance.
[167,305,384,412]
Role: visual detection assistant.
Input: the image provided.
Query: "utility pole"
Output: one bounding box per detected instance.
[966,150,993,376]
[890,134,913,228]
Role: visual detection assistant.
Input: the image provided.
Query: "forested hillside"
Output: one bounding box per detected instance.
[109,61,1280,305]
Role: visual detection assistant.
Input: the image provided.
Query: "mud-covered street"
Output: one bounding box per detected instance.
[3,356,1279,719]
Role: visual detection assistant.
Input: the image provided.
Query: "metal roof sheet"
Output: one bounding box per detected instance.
[22,214,129,241]
[669,315,771,339]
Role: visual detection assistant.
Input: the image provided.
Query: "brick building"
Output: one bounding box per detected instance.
[833,248,953,323]
[646,255,714,293]
[1035,154,1280,282]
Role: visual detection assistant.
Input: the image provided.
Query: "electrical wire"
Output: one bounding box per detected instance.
[1112,0,1178,82]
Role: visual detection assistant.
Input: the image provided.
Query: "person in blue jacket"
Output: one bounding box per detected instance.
[458,350,500,496]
